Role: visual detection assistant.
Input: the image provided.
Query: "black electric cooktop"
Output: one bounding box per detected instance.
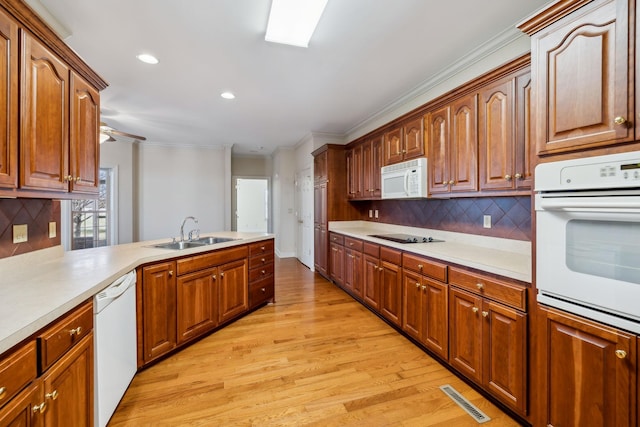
[368,233,444,244]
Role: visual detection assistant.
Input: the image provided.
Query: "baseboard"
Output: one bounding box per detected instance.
[275,249,296,258]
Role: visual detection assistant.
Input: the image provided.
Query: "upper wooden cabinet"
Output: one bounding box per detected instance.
[362,136,382,198]
[383,117,424,165]
[346,145,363,200]
[427,94,478,196]
[520,0,633,155]
[0,8,18,189]
[0,1,107,197]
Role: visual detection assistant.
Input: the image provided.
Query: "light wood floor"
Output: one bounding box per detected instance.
[109,258,522,426]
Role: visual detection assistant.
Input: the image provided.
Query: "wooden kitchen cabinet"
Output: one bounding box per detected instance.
[0,382,42,426]
[478,69,532,191]
[0,8,18,189]
[217,259,248,324]
[426,94,478,195]
[448,267,528,415]
[363,242,381,310]
[0,341,37,412]
[248,240,275,309]
[520,0,634,156]
[177,268,218,345]
[41,333,93,427]
[346,145,363,200]
[535,305,636,427]
[402,254,449,360]
[329,233,345,286]
[362,136,382,198]
[141,261,177,363]
[343,236,363,298]
[383,117,424,165]
[379,247,403,327]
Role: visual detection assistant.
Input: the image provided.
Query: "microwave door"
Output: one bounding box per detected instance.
[403,169,411,197]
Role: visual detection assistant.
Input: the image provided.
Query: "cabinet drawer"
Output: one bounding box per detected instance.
[363,242,379,257]
[380,246,402,264]
[449,267,526,311]
[344,237,363,252]
[0,341,37,409]
[249,279,274,308]
[249,263,274,283]
[249,252,274,270]
[329,233,344,246]
[249,240,274,257]
[177,245,248,276]
[403,253,447,282]
[38,300,93,372]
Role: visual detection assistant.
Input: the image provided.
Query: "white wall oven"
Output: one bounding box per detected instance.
[535,151,640,334]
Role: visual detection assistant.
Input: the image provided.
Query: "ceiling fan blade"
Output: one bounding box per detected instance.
[107,129,147,141]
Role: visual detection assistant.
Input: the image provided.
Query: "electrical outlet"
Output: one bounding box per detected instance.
[369,209,373,218]
[483,215,492,228]
[49,222,57,238]
[374,209,379,219]
[13,224,28,243]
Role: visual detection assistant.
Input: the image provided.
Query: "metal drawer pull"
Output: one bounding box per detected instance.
[261,270,266,275]
[472,307,479,313]
[614,116,627,126]
[0,386,5,398]
[261,258,266,263]
[615,349,627,359]
[45,390,59,400]
[417,264,423,270]
[220,272,225,278]
[482,311,489,318]
[32,402,46,414]
[476,283,484,290]
[421,285,426,291]
[415,283,420,288]
[261,288,266,293]
[69,326,82,336]
[212,274,217,280]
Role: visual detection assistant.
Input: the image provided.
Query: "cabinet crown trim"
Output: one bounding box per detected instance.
[517,0,593,35]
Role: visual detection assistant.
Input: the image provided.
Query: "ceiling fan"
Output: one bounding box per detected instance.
[99,122,147,143]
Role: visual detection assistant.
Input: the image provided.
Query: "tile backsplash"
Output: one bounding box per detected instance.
[0,199,61,259]
[352,196,531,241]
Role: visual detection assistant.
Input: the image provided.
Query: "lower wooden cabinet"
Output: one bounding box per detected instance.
[141,260,177,363]
[177,267,218,345]
[329,242,344,286]
[0,382,42,426]
[536,305,637,427]
[343,246,363,298]
[248,240,275,309]
[379,247,402,327]
[218,259,249,324]
[449,286,527,414]
[363,243,381,310]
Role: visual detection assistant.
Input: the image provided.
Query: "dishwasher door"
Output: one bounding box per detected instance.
[94,270,137,427]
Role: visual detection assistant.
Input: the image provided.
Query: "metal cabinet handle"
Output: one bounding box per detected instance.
[448,180,454,185]
[504,175,512,181]
[32,402,46,414]
[69,327,82,336]
[45,390,59,400]
[212,274,217,280]
[472,307,479,313]
[421,285,426,291]
[614,116,627,126]
[169,270,174,277]
[482,311,489,318]
[220,272,225,278]
[615,349,627,359]
[261,270,266,275]
[476,283,484,290]
[261,288,266,293]
[417,264,423,270]
[515,173,522,179]
[261,258,266,263]
[0,386,5,398]
[261,246,266,251]
[415,283,420,288]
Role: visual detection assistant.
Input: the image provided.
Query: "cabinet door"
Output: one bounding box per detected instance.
[348,145,363,199]
[479,78,515,191]
[69,72,99,195]
[449,287,483,384]
[379,260,402,327]
[20,33,69,192]
[350,250,363,298]
[402,270,423,341]
[541,307,636,427]
[218,259,248,324]
[313,150,327,182]
[483,300,526,414]
[426,107,450,195]
[403,117,424,160]
[142,261,176,362]
[42,333,93,427]
[423,278,448,360]
[177,267,218,345]
[450,94,478,193]
[383,127,403,165]
[533,0,632,154]
[0,383,42,427]
[514,71,532,190]
[329,242,344,286]
[363,253,380,310]
[0,9,18,189]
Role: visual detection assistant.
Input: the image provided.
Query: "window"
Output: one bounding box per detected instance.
[71,169,112,250]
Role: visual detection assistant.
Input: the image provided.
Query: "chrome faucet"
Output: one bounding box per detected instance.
[180,216,199,241]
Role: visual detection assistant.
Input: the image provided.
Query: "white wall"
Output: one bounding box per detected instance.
[272,148,296,258]
[99,140,134,244]
[137,144,225,241]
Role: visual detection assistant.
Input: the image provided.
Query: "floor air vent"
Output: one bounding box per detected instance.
[440,384,491,424]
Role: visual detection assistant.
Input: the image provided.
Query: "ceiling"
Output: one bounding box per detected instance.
[34,0,551,155]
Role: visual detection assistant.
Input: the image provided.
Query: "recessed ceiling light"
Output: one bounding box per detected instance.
[136,53,159,64]
[221,92,235,100]
[265,0,328,48]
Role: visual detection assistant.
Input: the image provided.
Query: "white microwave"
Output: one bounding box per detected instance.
[381,157,428,199]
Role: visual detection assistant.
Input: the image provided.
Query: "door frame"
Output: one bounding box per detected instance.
[232,176,272,233]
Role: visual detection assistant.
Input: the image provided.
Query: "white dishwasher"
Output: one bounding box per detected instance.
[94,270,137,427]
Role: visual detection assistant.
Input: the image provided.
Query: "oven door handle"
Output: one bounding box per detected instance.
[538,197,640,212]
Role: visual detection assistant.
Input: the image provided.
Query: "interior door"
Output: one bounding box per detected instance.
[295,168,313,269]
[236,178,268,233]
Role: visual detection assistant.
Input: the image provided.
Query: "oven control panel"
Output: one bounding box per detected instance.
[536,151,640,191]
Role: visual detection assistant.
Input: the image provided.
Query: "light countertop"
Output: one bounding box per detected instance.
[0,232,274,355]
[329,221,531,284]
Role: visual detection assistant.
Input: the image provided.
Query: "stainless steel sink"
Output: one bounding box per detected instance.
[151,241,207,250]
[192,236,238,245]
[151,236,238,250]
